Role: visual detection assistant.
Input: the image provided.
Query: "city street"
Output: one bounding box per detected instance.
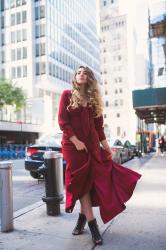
[1,153,166,250]
[12,159,44,211]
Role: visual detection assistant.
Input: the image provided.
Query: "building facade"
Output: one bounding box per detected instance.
[99,0,138,143]
[0,0,100,143]
[132,0,166,153]
[149,0,166,88]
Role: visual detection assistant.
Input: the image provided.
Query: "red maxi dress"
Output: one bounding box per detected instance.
[58,90,141,224]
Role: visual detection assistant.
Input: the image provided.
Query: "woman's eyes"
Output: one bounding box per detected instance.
[77,71,87,75]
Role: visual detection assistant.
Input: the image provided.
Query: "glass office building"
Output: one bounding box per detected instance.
[0,0,100,142]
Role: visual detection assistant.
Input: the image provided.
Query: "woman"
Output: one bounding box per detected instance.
[58,66,141,245]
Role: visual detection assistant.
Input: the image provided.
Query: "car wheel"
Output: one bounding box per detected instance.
[30,171,43,179]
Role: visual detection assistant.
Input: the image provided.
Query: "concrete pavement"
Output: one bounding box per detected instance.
[0,153,166,250]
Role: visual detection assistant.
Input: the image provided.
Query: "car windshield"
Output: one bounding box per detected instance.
[36,133,62,146]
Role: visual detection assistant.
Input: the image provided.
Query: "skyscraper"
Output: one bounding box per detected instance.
[99,0,137,143]
[0,0,100,143]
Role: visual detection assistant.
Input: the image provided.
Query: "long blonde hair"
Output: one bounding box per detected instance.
[67,66,103,117]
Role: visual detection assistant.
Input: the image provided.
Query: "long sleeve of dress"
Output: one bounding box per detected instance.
[94,115,106,141]
[58,90,75,139]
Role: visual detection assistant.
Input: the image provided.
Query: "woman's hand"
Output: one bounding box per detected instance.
[101,139,112,155]
[74,140,88,152]
[69,136,88,152]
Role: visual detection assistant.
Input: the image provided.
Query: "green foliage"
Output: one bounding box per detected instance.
[0,78,26,111]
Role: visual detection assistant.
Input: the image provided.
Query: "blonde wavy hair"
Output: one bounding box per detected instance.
[67,66,103,117]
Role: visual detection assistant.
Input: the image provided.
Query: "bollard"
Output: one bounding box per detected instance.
[39,151,64,216]
[0,161,13,232]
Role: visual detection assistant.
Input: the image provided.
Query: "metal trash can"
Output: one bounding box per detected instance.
[38,151,64,216]
[0,161,13,232]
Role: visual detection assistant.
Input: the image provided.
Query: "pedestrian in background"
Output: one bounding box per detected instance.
[58,66,141,245]
[159,136,165,154]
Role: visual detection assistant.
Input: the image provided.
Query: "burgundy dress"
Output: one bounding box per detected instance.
[58,90,141,224]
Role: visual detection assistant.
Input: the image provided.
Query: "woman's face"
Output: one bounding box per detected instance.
[75,67,88,85]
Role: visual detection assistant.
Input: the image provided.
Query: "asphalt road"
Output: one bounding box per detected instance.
[12,159,45,212]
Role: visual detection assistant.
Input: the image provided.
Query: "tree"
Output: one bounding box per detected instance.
[0,78,26,111]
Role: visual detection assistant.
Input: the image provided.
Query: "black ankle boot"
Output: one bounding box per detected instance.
[72,213,86,235]
[88,218,103,245]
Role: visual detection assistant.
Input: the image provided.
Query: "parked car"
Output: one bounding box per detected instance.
[129,144,142,157]
[123,140,135,160]
[109,139,134,164]
[25,132,66,179]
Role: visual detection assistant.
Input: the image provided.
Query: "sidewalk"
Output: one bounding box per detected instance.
[0,153,166,250]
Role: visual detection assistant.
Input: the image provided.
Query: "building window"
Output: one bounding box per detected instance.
[17,66,21,78]
[114,100,118,106]
[16,0,21,7]
[36,63,40,75]
[41,24,45,36]
[41,43,45,55]
[16,12,21,24]
[49,62,52,75]
[36,44,40,57]
[35,7,39,20]
[117,127,121,136]
[36,62,46,75]
[103,1,107,6]
[105,90,108,95]
[105,101,109,107]
[104,114,107,118]
[35,25,40,38]
[11,31,15,43]
[1,51,5,63]
[1,69,5,78]
[23,65,27,77]
[36,43,45,56]
[115,89,118,94]
[17,30,21,42]
[1,15,5,29]
[40,6,45,18]
[22,11,27,23]
[52,64,55,77]
[22,29,27,41]
[158,67,164,76]
[35,6,45,20]
[1,33,5,46]
[11,13,15,25]
[10,0,15,8]
[119,88,123,93]
[11,49,16,61]
[17,48,21,60]
[11,67,16,78]
[118,55,122,60]
[22,0,27,5]
[41,62,46,74]
[117,113,120,118]
[23,47,27,59]
[35,24,45,38]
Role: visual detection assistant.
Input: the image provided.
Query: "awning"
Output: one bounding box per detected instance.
[132,87,166,124]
